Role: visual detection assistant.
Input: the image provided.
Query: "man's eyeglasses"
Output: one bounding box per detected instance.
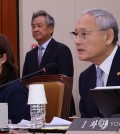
[70,29,107,39]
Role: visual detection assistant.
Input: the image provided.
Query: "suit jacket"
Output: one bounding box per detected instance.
[22,38,74,77]
[79,46,120,118]
[0,81,30,123]
[22,38,76,116]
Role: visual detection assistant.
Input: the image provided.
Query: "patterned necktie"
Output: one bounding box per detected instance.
[96,67,104,87]
[38,46,44,66]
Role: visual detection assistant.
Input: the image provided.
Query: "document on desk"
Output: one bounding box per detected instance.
[49,117,72,126]
[42,117,71,130]
[8,117,71,130]
[8,120,31,129]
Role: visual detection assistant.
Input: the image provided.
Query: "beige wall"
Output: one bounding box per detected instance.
[19,0,120,116]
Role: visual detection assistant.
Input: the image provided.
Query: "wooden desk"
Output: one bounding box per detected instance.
[0,126,69,134]
[28,128,67,133]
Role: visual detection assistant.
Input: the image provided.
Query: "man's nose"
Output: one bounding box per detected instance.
[33,26,39,31]
[75,36,82,45]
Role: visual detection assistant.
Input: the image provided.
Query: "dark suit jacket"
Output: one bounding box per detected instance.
[79,46,120,118]
[0,81,30,123]
[22,38,74,77]
[22,38,75,116]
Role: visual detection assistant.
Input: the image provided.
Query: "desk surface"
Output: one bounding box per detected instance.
[0,125,69,134]
[28,128,67,133]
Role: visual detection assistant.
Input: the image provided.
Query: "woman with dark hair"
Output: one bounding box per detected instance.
[0,34,18,85]
[0,34,30,123]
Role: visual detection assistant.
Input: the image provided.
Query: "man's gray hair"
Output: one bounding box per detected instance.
[31,10,55,27]
[31,10,55,35]
[80,8,119,44]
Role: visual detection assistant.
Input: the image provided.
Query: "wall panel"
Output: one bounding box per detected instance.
[1,0,18,66]
[0,0,1,32]
[19,0,120,116]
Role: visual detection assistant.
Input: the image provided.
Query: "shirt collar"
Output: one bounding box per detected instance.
[41,38,52,49]
[97,45,118,75]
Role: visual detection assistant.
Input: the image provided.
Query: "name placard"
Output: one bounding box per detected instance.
[66,118,120,134]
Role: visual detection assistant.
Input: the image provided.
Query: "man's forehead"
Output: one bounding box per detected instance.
[78,15,96,24]
[75,15,97,30]
[32,16,47,25]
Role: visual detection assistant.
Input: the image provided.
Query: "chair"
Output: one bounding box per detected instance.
[22,74,73,123]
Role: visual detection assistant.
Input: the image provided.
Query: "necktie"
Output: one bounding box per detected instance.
[38,46,44,66]
[96,67,104,87]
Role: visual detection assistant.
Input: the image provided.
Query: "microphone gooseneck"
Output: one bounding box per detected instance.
[0,63,57,88]
[43,63,57,72]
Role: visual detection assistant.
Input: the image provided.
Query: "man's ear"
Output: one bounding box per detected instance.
[49,25,54,34]
[105,28,114,45]
[0,53,7,64]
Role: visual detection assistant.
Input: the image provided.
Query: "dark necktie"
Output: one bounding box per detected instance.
[96,67,104,87]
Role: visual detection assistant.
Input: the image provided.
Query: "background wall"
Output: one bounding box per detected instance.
[19,0,120,116]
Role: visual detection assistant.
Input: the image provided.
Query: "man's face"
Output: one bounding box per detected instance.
[32,16,54,45]
[75,15,112,65]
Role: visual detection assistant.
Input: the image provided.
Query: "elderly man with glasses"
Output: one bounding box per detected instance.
[71,8,120,118]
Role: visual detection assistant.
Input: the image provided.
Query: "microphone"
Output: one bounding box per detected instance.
[0,63,57,88]
[22,62,57,79]
[43,62,57,74]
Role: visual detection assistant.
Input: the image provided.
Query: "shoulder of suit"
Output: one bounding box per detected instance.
[26,46,38,55]
[81,64,95,75]
[117,45,120,52]
[51,38,68,48]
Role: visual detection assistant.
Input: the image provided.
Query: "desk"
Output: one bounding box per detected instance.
[28,128,67,133]
[28,125,69,133]
[0,125,69,134]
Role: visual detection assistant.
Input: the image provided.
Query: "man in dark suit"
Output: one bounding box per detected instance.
[22,10,76,116]
[71,8,120,117]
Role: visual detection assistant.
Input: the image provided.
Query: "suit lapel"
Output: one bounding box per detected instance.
[40,39,55,66]
[107,46,120,86]
[32,46,39,70]
[89,65,96,89]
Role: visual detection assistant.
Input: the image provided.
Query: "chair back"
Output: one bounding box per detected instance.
[22,74,73,122]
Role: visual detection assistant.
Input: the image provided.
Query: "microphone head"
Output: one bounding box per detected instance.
[43,63,57,74]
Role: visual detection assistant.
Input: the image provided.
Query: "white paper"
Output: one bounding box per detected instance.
[8,117,71,129]
[18,119,31,127]
[49,117,72,126]
[8,119,31,129]
[94,86,120,90]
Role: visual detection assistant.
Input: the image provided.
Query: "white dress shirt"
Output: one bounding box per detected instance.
[96,45,118,86]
